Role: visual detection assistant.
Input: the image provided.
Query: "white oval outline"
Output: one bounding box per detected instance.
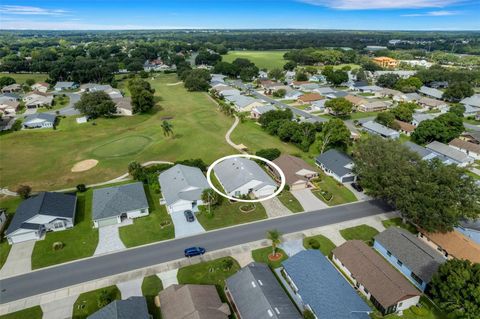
[206,154,286,203]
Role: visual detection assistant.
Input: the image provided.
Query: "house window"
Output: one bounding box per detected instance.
[411,272,423,286]
[364,287,369,294]
[53,221,64,229]
[397,259,403,267]
[387,250,392,257]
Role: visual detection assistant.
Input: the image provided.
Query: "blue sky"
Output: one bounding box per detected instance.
[1,0,479,30]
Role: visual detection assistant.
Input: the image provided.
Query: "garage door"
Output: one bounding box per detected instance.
[342,176,355,183]
[10,231,38,244]
[97,217,118,228]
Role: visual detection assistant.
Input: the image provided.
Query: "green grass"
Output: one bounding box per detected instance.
[0,306,42,319]
[0,73,48,84]
[276,191,303,213]
[72,286,121,319]
[31,189,99,269]
[372,297,446,319]
[38,95,70,112]
[119,184,174,247]
[465,170,480,181]
[311,173,357,206]
[303,235,336,256]
[382,218,417,234]
[196,200,267,231]
[142,275,163,319]
[340,225,379,245]
[92,136,153,158]
[0,196,22,269]
[349,111,381,120]
[251,246,288,269]
[0,74,234,191]
[464,118,480,125]
[177,256,240,300]
[222,50,288,70]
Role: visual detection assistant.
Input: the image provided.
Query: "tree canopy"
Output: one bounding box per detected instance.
[325,97,353,117]
[74,91,116,118]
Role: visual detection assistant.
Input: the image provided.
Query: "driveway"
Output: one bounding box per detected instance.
[291,189,328,211]
[40,295,78,319]
[51,92,81,116]
[279,239,305,257]
[117,278,143,299]
[0,241,35,278]
[157,269,178,289]
[94,220,131,256]
[170,210,205,238]
[261,197,292,217]
[345,183,371,201]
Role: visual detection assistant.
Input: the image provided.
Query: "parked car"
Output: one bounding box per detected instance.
[351,182,363,192]
[184,210,195,222]
[184,247,206,257]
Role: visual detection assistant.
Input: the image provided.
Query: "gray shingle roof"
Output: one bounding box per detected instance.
[87,297,150,319]
[374,228,446,283]
[6,192,76,235]
[418,86,443,99]
[226,262,301,319]
[426,141,473,164]
[92,182,148,220]
[213,157,276,194]
[315,149,353,178]
[225,95,262,110]
[253,105,277,115]
[282,250,371,319]
[362,121,399,137]
[158,164,210,206]
[460,94,480,108]
[54,81,75,89]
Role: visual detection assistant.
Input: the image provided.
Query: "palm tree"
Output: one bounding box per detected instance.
[161,120,173,137]
[267,229,282,257]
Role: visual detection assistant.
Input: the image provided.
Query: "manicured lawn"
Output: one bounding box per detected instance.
[177,257,240,299]
[0,72,48,83]
[349,111,380,120]
[0,306,42,319]
[119,184,174,247]
[382,218,417,234]
[72,286,121,319]
[142,275,163,319]
[196,200,267,231]
[31,189,99,269]
[311,173,357,206]
[0,74,234,191]
[277,191,303,213]
[373,297,446,319]
[38,95,70,112]
[222,50,288,70]
[303,234,336,256]
[464,118,480,125]
[251,246,288,269]
[0,196,22,269]
[340,225,379,245]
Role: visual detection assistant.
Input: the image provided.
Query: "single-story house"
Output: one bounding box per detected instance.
[373,227,446,291]
[291,81,310,89]
[0,100,19,115]
[460,94,480,115]
[80,83,122,99]
[332,240,421,315]
[426,141,474,167]
[23,92,54,108]
[395,120,415,136]
[285,71,296,80]
[430,81,449,89]
[297,93,323,104]
[373,70,416,79]
[225,262,301,319]
[282,250,371,319]
[257,70,268,79]
[325,90,348,99]
[271,154,318,190]
[214,85,241,97]
[358,100,391,112]
[313,86,336,95]
[158,164,210,214]
[456,219,480,245]
[87,297,150,319]
[260,80,284,91]
[362,121,400,139]
[403,141,450,164]
[113,97,133,116]
[418,86,443,99]
[375,88,405,100]
[309,99,326,112]
[23,113,56,129]
[411,113,440,126]
[283,89,303,100]
[225,95,265,112]
[402,92,421,102]
[417,230,480,264]
[0,94,19,103]
[448,138,480,160]
[417,97,448,111]
[297,83,321,92]
[463,104,480,118]
[354,85,383,93]
[31,82,49,93]
[1,84,21,93]
[54,81,77,91]
[92,182,149,228]
[214,157,277,198]
[315,149,356,183]
[309,74,325,82]
[250,104,277,119]
[460,131,480,145]
[344,94,368,108]
[159,284,230,319]
[5,192,77,244]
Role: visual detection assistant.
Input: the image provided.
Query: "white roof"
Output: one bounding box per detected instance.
[460,94,480,108]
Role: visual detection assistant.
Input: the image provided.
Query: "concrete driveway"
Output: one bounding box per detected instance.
[0,241,35,278]
[261,197,293,217]
[291,189,328,211]
[279,239,305,257]
[171,210,205,238]
[94,220,131,256]
[40,295,78,319]
[345,183,371,201]
[117,278,143,299]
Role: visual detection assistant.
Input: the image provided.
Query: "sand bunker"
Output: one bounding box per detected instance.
[71,159,99,172]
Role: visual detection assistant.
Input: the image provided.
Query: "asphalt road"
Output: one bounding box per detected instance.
[0,199,390,304]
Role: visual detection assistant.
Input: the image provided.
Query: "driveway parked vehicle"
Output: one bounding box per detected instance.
[184,210,195,222]
[351,182,363,192]
[184,247,206,257]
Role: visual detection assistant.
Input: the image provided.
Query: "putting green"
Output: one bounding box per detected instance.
[91,136,152,158]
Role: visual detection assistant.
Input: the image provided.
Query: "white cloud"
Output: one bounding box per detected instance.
[0,5,68,16]
[402,10,460,16]
[298,0,462,9]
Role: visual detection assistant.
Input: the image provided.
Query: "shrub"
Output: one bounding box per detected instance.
[11,119,22,131]
[76,184,87,192]
[308,238,320,249]
[16,185,32,199]
[97,289,112,308]
[303,309,316,319]
[222,258,234,270]
[52,241,64,251]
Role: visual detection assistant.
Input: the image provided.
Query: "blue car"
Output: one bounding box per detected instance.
[184,247,206,257]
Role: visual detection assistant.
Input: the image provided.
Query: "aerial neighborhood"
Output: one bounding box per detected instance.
[0,23,479,319]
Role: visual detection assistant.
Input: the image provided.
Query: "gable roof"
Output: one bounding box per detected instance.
[282,250,371,319]
[225,95,262,110]
[113,97,132,111]
[395,120,415,133]
[298,93,323,103]
[226,262,301,319]
[362,121,399,137]
[252,104,277,115]
[6,192,76,235]
[345,95,367,106]
[315,149,353,178]
[374,228,446,283]
[419,230,480,264]
[418,86,443,99]
[54,81,75,89]
[460,94,480,108]
[214,157,276,194]
[272,155,317,186]
[92,182,148,220]
[448,138,480,154]
[418,97,446,108]
[159,284,230,319]
[412,113,440,124]
[158,164,210,206]
[87,297,150,319]
[426,141,473,164]
[333,241,420,309]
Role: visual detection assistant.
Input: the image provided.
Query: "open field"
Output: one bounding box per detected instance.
[222,50,288,70]
[0,74,235,191]
[0,72,48,84]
